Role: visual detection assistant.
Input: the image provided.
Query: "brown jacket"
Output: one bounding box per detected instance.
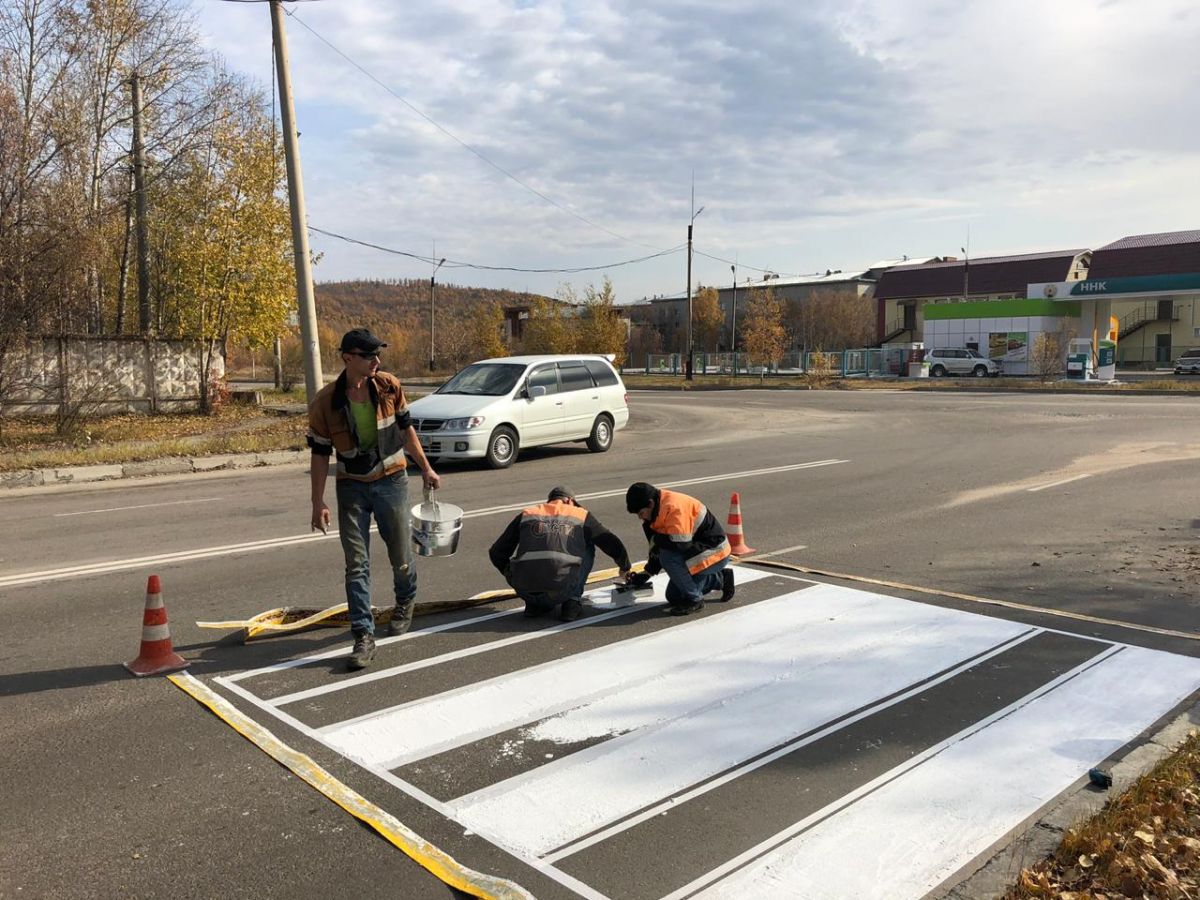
[307,370,411,481]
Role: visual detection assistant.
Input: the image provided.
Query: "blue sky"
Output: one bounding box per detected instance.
[194,0,1200,302]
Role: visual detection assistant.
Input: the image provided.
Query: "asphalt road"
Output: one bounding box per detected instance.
[3,388,1199,899]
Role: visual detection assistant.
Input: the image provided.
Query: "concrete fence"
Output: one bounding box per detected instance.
[1,335,223,416]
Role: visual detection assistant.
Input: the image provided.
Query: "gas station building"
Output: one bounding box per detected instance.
[878,229,1200,374]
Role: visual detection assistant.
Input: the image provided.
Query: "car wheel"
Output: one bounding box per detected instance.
[586,414,614,453]
[972,365,989,377]
[485,426,518,469]
[930,364,946,377]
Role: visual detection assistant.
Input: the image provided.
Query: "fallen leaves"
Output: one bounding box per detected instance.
[1005,731,1200,900]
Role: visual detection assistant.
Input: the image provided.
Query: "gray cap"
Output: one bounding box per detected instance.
[548,485,575,503]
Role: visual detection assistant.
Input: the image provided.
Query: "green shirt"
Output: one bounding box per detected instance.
[349,400,378,451]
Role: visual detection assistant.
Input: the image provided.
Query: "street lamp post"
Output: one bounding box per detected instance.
[428,257,445,372]
[685,203,705,381]
[730,264,737,375]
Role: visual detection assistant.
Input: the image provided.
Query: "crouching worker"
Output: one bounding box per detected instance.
[624,481,735,615]
[489,486,632,621]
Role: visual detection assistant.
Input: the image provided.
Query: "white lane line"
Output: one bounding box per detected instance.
[1,458,847,590]
[689,643,1200,900]
[541,625,1043,865]
[213,676,613,900]
[1027,473,1091,492]
[53,497,225,518]
[449,586,1033,858]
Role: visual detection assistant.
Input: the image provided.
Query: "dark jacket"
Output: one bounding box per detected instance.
[641,488,730,576]
[307,370,411,481]
[489,500,631,595]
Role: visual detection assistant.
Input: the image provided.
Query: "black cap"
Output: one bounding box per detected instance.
[625,482,658,513]
[340,328,387,353]
[548,485,575,503]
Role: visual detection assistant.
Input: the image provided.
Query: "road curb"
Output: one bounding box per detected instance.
[931,699,1200,899]
[0,449,308,490]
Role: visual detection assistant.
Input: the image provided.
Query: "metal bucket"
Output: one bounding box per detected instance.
[411,487,463,558]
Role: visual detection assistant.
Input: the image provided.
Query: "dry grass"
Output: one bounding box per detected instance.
[1004,732,1200,899]
[0,406,305,472]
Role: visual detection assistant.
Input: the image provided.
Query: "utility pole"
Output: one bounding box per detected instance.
[685,178,704,381]
[130,71,152,333]
[270,0,323,403]
[730,263,738,370]
[428,257,445,371]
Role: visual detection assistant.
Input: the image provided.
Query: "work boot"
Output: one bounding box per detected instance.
[559,598,583,622]
[720,569,736,602]
[386,599,415,637]
[347,631,376,670]
[668,599,704,616]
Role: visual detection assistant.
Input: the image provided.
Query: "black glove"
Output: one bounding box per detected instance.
[628,571,652,588]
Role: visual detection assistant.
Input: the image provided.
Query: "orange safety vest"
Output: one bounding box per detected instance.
[510,500,590,594]
[649,489,731,575]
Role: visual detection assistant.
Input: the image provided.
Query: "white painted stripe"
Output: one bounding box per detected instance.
[139,623,171,642]
[212,676,613,900]
[1,459,847,589]
[1027,473,1091,492]
[690,644,1200,900]
[223,606,524,683]
[53,497,225,518]
[541,626,1041,864]
[278,569,775,709]
[272,595,659,707]
[447,585,1031,857]
[661,648,1125,900]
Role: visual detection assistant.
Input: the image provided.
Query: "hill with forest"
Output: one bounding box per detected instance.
[314,279,550,329]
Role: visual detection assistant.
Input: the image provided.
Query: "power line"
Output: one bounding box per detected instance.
[308,225,684,274]
[692,248,819,279]
[285,9,665,254]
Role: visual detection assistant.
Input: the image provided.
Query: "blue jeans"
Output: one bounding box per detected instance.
[659,549,728,605]
[522,544,595,613]
[336,472,416,635]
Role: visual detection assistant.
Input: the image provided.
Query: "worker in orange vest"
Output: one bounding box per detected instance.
[624,481,735,615]
[490,486,632,621]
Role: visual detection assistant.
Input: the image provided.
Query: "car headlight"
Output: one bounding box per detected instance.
[443,416,486,430]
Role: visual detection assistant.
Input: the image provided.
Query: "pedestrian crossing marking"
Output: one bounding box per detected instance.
[212,572,1200,900]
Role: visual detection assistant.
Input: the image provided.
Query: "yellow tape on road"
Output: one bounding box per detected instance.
[168,672,534,900]
[197,565,631,642]
[744,557,1200,642]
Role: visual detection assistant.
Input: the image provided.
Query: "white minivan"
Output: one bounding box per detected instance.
[407,355,630,469]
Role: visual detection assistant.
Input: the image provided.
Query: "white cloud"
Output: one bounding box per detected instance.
[191,0,1200,299]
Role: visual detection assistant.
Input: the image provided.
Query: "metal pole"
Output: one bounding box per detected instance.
[730,264,737,373]
[429,257,445,372]
[686,223,693,380]
[270,1,323,403]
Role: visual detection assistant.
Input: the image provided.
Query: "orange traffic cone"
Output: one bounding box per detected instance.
[726,492,756,556]
[124,575,189,677]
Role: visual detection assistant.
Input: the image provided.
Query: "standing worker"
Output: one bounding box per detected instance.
[308,328,441,671]
[489,486,633,621]
[624,481,735,615]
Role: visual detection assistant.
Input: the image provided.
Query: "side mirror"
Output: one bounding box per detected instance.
[529,385,548,399]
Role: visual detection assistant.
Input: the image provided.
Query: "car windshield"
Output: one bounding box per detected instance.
[435,363,527,396]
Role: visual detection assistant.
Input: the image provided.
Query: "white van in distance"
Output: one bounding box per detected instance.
[407,355,631,469]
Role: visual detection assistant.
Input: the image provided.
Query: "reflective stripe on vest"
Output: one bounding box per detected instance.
[688,538,731,574]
